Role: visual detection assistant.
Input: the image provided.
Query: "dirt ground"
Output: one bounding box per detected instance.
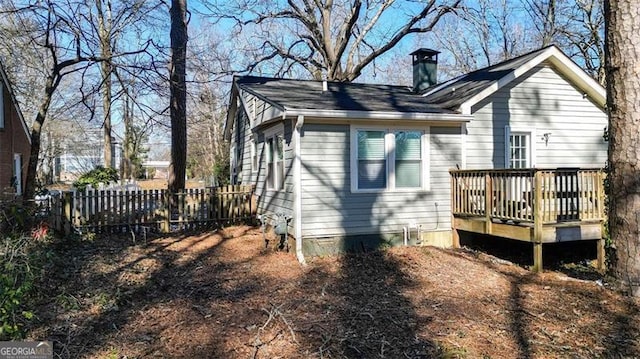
[28,226,639,358]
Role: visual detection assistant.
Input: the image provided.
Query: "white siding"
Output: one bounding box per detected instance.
[467,63,607,169]
[300,123,460,238]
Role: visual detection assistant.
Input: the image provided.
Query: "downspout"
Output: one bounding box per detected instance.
[294,115,306,265]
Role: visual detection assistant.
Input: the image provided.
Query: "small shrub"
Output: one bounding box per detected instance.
[0,234,39,339]
[0,201,51,340]
[0,198,38,234]
[73,166,119,191]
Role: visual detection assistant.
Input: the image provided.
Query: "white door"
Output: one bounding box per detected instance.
[13,154,22,195]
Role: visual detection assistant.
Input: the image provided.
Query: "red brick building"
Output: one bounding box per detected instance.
[0,61,31,197]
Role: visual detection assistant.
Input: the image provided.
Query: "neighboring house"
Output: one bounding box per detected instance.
[142,160,170,179]
[0,60,30,197]
[225,45,607,260]
[55,129,121,182]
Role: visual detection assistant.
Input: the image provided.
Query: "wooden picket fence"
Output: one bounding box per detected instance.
[48,185,256,235]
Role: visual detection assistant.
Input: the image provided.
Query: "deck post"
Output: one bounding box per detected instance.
[597,237,606,273]
[451,174,460,248]
[533,170,544,272]
[533,242,543,272]
[484,174,493,235]
[452,218,460,248]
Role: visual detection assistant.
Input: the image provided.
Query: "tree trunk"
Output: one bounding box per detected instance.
[604,0,640,296]
[122,95,133,180]
[24,75,57,200]
[168,0,188,193]
[97,0,113,168]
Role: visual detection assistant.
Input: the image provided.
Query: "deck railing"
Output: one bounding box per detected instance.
[450,168,605,224]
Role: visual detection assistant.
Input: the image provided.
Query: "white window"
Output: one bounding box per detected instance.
[251,97,257,120]
[505,126,535,168]
[230,142,237,182]
[266,135,284,190]
[395,131,423,188]
[250,138,258,173]
[351,126,429,192]
[356,130,386,189]
[509,133,529,168]
[13,154,22,195]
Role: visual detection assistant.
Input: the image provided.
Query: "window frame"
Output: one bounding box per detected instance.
[264,123,285,192]
[504,126,536,168]
[350,125,430,193]
[250,136,258,173]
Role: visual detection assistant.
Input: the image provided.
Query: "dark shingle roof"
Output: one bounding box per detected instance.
[235,77,456,114]
[235,45,555,113]
[422,46,553,109]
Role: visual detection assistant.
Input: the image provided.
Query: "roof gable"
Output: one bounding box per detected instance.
[422,45,606,114]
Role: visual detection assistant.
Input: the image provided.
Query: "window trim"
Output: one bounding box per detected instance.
[350,125,430,193]
[250,136,258,173]
[504,126,536,168]
[263,123,285,192]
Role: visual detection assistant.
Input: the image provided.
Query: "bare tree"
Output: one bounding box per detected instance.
[0,1,151,199]
[604,0,640,297]
[522,0,605,83]
[560,0,605,83]
[186,85,229,183]
[432,0,532,76]
[523,0,558,47]
[204,0,461,82]
[168,0,188,192]
[95,0,114,168]
[429,0,604,82]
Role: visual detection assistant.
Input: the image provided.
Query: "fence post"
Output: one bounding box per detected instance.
[161,190,170,233]
[63,191,72,235]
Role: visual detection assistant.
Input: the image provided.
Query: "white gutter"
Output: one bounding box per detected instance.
[293,114,306,265]
[283,109,472,122]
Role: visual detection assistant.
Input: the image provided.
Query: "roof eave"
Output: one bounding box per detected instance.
[223,82,239,141]
[282,108,472,122]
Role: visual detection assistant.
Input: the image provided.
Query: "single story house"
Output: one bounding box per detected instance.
[225,45,607,264]
[0,60,31,197]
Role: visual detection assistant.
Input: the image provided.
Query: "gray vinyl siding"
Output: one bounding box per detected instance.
[234,108,252,184]
[241,91,283,127]
[233,94,294,222]
[300,123,460,238]
[253,121,295,220]
[467,63,607,169]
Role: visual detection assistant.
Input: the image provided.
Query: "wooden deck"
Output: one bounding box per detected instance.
[450,168,606,272]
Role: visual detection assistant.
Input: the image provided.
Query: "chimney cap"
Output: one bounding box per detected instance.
[410,48,440,56]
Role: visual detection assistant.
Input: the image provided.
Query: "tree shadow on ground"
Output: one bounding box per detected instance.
[30,225,464,358]
[29,225,639,358]
[325,251,442,357]
[446,246,640,358]
[29,225,272,357]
